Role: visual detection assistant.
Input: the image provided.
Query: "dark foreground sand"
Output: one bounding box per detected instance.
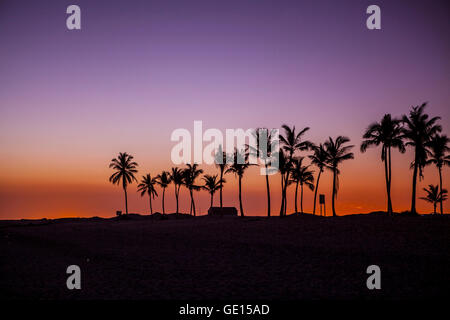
[0,213,449,300]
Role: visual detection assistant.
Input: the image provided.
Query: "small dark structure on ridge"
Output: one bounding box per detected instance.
[208,207,238,216]
[319,194,326,216]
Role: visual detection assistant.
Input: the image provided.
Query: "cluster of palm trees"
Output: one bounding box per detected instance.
[249,125,355,217]
[136,163,205,216]
[361,103,449,215]
[134,151,253,217]
[109,103,449,217]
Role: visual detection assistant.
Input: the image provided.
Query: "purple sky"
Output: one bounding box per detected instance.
[0,0,449,218]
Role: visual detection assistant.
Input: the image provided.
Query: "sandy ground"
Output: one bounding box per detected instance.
[0,213,449,300]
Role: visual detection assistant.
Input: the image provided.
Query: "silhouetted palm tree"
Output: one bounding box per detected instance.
[324,136,354,217]
[137,174,158,215]
[309,143,328,215]
[156,171,171,215]
[214,145,230,209]
[290,157,314,214]
[402,103,442,215]
[420,184,448,215]
[109,152,138,215]
[249,128,278,217]
[202,174,225,208]
[361,114,405,215]
[226,149,252,217]
[279,125,312,216]
[170,167,184,214]
[183,164,203,216]
[426,134,450,214]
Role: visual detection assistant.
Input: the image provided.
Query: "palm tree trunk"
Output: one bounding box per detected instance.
[239,175,244,217]
[433,202,436,215]
[283,171,289,216]
[280,174,286,216]
[174,184,179,214]
[210,193,213,208]
[312,169,322,215]
[189,190,192,215]
[284,152,294,216]
[190,189,196,216]
[162,187,166,215]
[439,167,443,214]
[178,185,182,216]
[148,195,151,215]
[332,168,337,217]
[124,186,128,215]
[149,195,153,215]
[411,160,418,215]
[265,162,271,217]
[280,171,289,216]
[220,168,224,208]
[300,182,304,214]
[294,181,299,213]
[383,146,390,214]
[388,146,393,215]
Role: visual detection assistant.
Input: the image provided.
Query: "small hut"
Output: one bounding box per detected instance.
[207,207,238,216]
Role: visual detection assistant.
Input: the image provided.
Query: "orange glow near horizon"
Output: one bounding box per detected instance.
[1,146,448,220]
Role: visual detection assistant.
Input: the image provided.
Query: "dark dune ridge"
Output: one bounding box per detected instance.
[0,213,449,300]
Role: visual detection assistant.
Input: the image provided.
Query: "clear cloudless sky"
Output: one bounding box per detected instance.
[0,0,449,219]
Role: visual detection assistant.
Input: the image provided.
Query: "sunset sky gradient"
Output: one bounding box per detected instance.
[0,0,449,219]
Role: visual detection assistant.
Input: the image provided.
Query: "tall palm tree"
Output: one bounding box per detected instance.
[202,174,225,208]
[360,114,405,215]
[170,167,184,214]
[137,174,158,215]
[290,157,314,214]
[402,103,442,215]
[249,128,277,217]
[309,143,328,215]
[426,134,450,214]
[214,145,230,209]
[324,136,354,217]
[109,152,138,215]
[279,125,312,216]
[420,184,448,215]
[156,171,171,215]
[183,164,203,216]
[226,149,252,217]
